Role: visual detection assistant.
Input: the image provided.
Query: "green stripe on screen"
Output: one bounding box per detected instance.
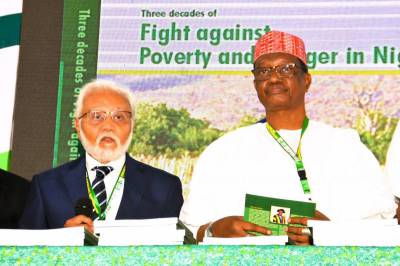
[311,69,400,75]
[0,13,21,49]
[0,150,11,171]
[97,69,252,76]
[98,69,400,76]
[53,61,64,167]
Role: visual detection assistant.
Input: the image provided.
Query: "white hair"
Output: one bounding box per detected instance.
[74,79,135,122]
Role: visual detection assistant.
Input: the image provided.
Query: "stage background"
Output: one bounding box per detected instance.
[0,2,22,171]
[53,0,400,197]
[9,1,400,195]
[10,0,63,179]
[2,2,399,262]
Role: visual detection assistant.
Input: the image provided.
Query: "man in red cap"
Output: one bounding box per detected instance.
[180,31,396,244]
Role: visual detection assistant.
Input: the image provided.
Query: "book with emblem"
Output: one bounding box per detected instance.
[244,194,316,236]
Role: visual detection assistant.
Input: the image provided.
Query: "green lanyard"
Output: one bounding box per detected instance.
[265,117,312,200]
[85,164,126,220]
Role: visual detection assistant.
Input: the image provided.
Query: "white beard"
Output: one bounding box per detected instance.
[80,130,131,163]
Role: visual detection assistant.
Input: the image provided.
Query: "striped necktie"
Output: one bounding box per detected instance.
[91,166,113,219]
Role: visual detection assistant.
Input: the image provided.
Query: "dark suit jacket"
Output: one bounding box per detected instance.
[0,169,30,228]
[18,155,183,229]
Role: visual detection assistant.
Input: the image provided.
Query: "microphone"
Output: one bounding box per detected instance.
[75,198,93,218]
[74,198,99,245]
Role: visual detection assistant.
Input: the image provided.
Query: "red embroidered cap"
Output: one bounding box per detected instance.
[254,31,307,64]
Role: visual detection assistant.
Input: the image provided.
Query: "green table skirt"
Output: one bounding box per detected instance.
[1,245,399,265]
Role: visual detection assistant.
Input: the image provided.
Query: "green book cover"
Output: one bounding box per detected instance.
[244,194,316,236]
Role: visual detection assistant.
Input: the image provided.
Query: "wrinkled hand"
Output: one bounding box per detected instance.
[64,215,94,233]
[287,210,329,245]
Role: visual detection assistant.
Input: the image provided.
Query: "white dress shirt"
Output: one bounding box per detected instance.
[86,152,126,220]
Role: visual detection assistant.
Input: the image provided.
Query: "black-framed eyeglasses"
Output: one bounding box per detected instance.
[78,110,132,124]
[252,63,300,81]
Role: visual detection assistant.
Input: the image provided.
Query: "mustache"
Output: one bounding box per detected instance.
[265,79,285,88]
[96,132,121,146]
[265,83,288,94]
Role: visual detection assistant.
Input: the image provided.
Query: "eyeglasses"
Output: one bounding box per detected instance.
[78,110,132,124]
[252,63,299,81]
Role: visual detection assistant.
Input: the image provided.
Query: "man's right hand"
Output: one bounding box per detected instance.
[64,215,94,233]
[197,216,271,242]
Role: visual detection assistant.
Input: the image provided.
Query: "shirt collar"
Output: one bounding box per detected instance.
[85,152,126,173]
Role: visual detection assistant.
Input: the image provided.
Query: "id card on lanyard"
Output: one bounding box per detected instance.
[266,117,312,201]
[85,164,126,220]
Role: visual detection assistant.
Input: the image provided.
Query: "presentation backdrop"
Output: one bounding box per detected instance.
[55,0,400,197]
[0,2,22,170]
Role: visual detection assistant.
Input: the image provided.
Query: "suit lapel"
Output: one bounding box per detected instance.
[61,156,89,208]
[116,155,144,219]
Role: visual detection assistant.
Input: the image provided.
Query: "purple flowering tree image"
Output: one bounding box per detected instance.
[306,75,399,164]
[350,76,399,164]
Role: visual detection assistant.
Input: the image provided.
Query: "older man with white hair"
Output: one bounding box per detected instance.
[19,80,183,231]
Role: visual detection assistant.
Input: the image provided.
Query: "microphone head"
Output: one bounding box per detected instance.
[75,198,93,218]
